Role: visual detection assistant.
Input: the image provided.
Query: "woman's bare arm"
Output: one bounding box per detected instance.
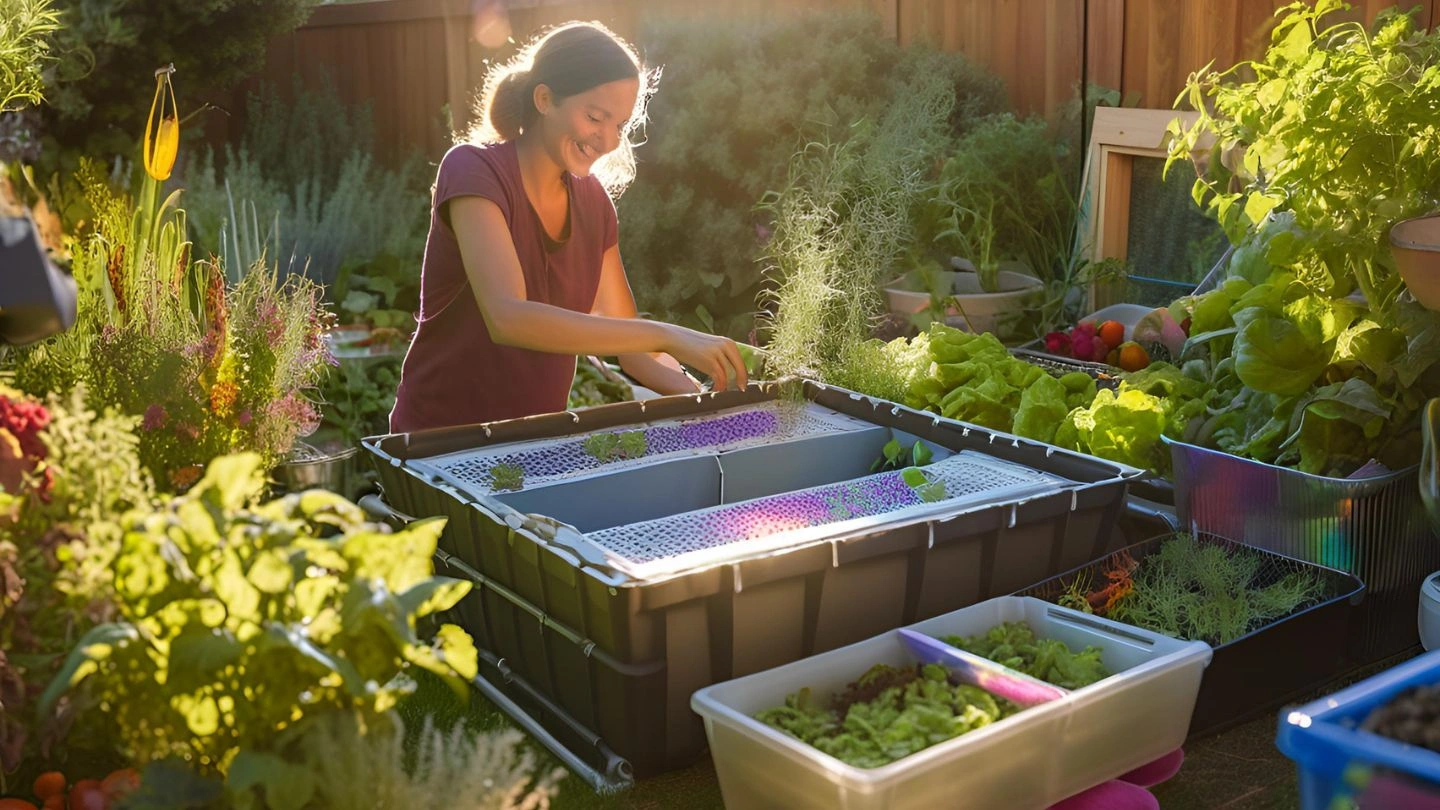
[451,195,746,389]
[588,243,702,394]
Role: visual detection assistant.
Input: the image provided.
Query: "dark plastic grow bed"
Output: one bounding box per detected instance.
[364,381,1142,775]
[1019,532,1366,737]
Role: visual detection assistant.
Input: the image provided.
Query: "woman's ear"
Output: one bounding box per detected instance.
[532,82,554,116]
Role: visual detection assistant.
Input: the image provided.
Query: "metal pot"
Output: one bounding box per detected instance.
[274,441,359,495]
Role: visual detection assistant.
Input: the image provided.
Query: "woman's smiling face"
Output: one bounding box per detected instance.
[533,77,639,178]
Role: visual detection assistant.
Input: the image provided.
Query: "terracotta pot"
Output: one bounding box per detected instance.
[1391,214,1440,310]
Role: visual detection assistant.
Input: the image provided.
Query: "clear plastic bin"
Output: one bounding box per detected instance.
[692,596,1211,810]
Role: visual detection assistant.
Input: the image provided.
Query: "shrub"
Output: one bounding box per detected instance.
[757,50,957,382]
[37,0,312,169]
[40,453,478,777]
[0,0,62,112]
[180,76,430,290]
[0,384,155,773]
[618,10,1005,340]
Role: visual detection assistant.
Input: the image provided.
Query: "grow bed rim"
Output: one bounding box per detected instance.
[1018,530,1367,651]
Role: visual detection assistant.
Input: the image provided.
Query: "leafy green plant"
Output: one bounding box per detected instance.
[756,663,1013,768]
[0,384,155,778]
[758,50,957,381]
[870,437,932,473]
[619,11,1005,339]
[39,453,478,777]
[319,357,400,447]
[488,463,523,493]
[567,358,633,410]
[939,621,1110,690]
[581,430,647,463]
[0,0,62,112]
[1168,0,1440,311]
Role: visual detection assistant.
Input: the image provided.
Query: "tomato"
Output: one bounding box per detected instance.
[1097,320,1125,351]
[42,799,65,810]
[67,780,107,810]
[99,770,139,801]
[33,772,66,801]
[1117,342,1151,372]
[0,799,40,810]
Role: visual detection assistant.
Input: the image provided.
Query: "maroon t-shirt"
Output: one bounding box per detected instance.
[390,141,617,433]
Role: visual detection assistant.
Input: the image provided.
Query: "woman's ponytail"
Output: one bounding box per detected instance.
[486,70,533,142]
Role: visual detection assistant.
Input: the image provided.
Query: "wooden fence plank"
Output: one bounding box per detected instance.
[213,0,1440,166]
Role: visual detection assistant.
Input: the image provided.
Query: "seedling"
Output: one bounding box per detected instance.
[488,463,524,492]
[871,438,934,473]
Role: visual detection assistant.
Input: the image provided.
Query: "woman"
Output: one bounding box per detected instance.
[391,21,746,433]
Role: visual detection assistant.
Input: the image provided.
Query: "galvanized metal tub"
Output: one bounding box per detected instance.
[1169,438,1440,662]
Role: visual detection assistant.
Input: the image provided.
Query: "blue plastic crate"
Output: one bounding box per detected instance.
[1278,650,1440,809]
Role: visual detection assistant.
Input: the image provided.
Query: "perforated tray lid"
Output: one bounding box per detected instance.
[577,451,1065,581]
[405,402,874,500]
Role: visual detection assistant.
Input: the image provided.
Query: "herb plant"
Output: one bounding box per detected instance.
[0,0,61,113]
[758,51,956,381]
[319,356,400,447]
[756,663,1014,769]
[488,463,524,492]
[40,453,478,776]
[620,11,1004,339]
[0,385,155,775]
[581,430,647,463]
[1058,534,1326,646]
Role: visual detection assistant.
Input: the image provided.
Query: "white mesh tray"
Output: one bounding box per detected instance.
[579,451,1065,580]
[407,402,873,499]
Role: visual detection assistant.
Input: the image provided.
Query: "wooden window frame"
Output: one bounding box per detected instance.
[1076,107,1213,310]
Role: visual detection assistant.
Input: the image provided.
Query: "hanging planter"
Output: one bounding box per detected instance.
[1392,215,1440,312]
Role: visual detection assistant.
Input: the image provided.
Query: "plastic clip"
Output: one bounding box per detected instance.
[1009,504,1018,529]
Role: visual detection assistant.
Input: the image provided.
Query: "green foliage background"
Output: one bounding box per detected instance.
[618,11,1007,340]
[38,0,314,168]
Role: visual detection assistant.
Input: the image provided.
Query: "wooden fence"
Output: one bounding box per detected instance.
[214,0,1440,165]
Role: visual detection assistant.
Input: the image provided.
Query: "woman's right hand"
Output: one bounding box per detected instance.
[661,324,749,392]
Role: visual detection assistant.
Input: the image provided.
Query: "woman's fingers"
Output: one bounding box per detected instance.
[726,342,749,390]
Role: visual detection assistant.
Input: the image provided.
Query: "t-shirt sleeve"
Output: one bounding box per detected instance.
[598,185,618,251]
[433,145,510,230]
